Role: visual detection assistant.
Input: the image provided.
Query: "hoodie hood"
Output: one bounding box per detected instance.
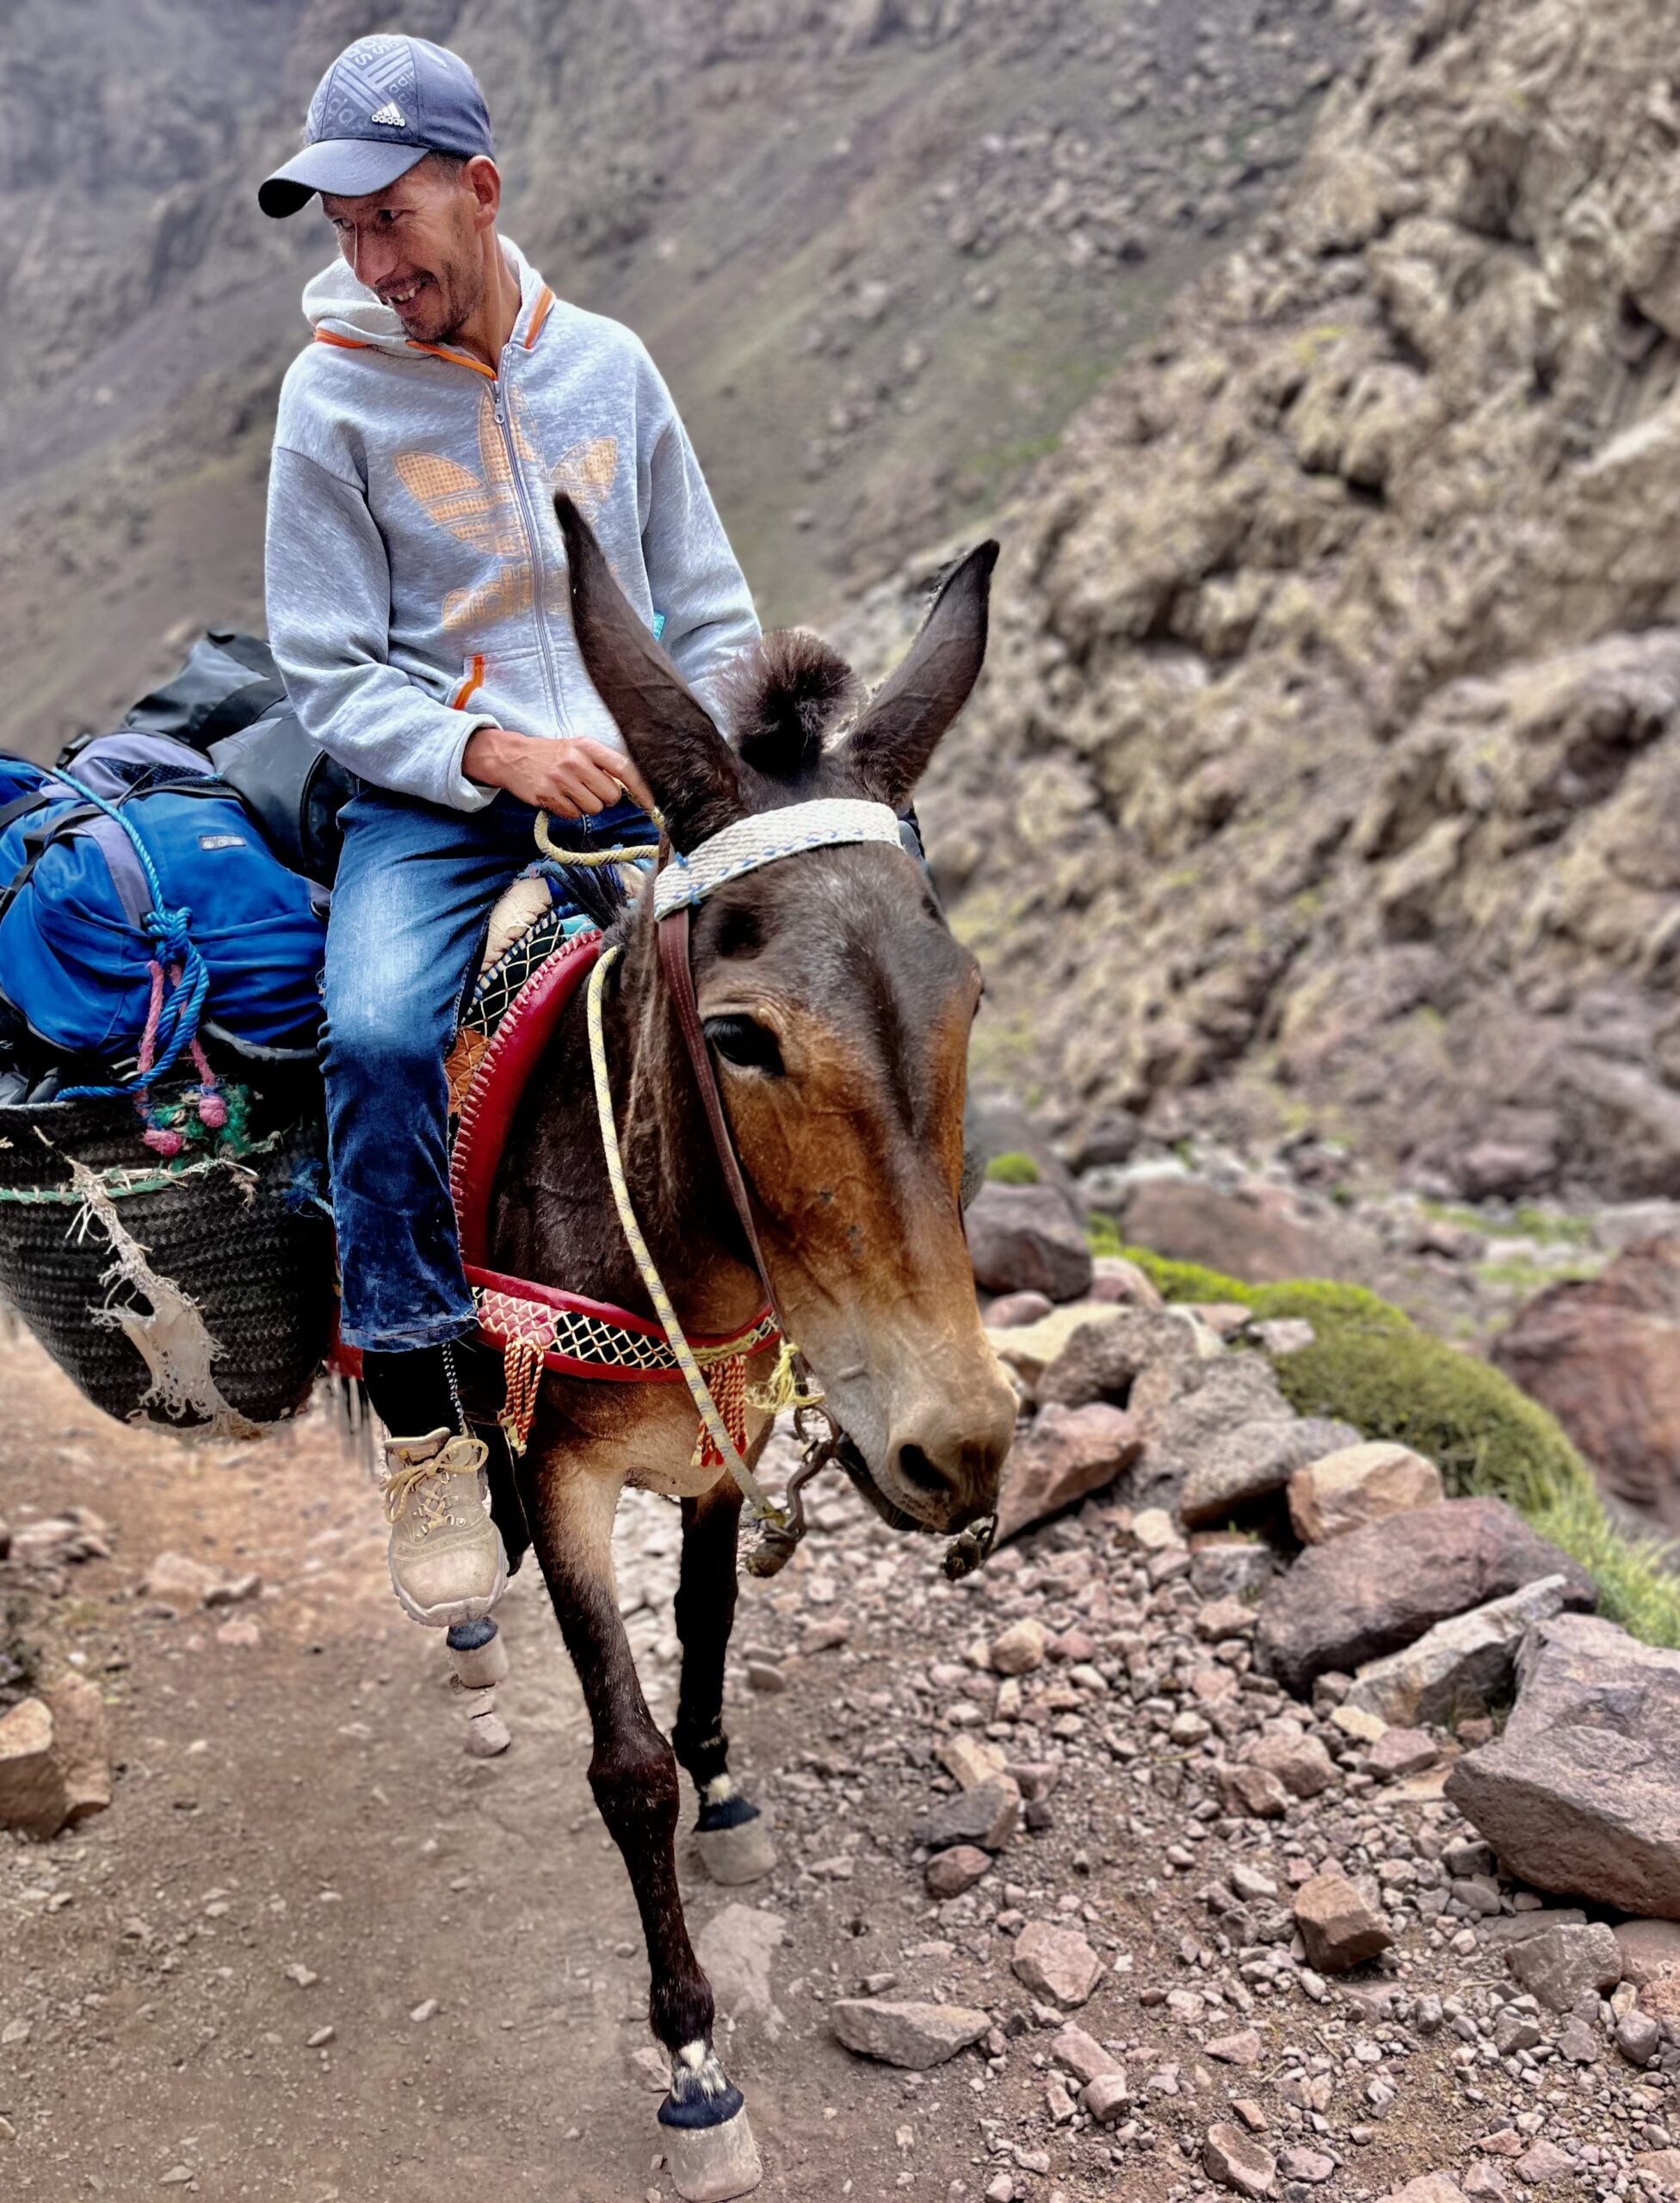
[302,237,540,354]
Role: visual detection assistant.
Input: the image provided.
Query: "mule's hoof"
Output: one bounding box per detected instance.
[695,1812,777,1887]
[462,1688,511,1757]
[662,2102,762,2200]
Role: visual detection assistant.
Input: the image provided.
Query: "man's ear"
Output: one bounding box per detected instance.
[555,493,745,849]
[837,540,998,809]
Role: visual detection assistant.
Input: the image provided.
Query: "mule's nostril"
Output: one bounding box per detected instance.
[893,1443,948,1498]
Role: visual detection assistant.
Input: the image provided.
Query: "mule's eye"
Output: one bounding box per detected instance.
[703,1015,784,1076]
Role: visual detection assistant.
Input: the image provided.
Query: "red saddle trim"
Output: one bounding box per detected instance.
[449,929,602,1268]
[448,927,779,1430]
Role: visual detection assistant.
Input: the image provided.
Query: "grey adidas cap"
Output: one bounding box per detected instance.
[259,34,494,219]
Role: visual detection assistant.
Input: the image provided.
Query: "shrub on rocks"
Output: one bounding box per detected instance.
[1115,1243,1680,1650]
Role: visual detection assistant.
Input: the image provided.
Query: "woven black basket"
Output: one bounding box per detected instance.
[0,1078,336,1432]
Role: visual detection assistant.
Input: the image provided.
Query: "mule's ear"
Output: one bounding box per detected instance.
[555,493,745,849]
[839,540,998,808]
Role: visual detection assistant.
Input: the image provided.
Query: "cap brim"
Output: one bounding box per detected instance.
[258,139,429,219]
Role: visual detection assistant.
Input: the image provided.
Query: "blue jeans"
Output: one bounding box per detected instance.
[322,786,650,1351]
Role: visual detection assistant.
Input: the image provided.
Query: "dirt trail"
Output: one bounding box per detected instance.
[0,1335,880,2203]
[7,1325,1636,2203]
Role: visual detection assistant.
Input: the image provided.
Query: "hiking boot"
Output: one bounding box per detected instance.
[382,1428,508,1628]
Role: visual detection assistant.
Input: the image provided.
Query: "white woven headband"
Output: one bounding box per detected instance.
[652,799,904,920]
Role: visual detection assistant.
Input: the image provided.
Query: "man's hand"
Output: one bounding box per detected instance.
[462,726,654,817]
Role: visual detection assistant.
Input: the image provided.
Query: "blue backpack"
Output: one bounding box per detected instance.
[0,731,327,1087]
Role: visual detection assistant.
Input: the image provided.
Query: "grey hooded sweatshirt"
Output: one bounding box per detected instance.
[265,240,759,811]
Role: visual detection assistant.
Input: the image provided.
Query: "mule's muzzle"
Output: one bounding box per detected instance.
[839,1370,1015,1540]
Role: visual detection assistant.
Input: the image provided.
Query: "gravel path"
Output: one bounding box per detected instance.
[3,1332,1678,2202]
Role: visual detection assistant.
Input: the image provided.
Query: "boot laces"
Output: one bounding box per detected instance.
[383,1435,490,1536]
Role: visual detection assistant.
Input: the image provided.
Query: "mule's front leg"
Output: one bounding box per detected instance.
[533,1470,761,2201]
[674,1474,777,1886]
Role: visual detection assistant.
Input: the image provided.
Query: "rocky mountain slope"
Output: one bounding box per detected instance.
[918,0,1680,1206]
[0,0,1390,762]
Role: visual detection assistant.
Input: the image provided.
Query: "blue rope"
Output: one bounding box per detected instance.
[19,764,213,1104]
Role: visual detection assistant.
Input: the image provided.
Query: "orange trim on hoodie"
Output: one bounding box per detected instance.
[524,286,556,349]
[452,655,486,711]
[406,340,497,380]
[315,330,374,351]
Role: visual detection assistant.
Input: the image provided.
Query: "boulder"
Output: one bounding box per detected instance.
[967,1182,1092,1303]
[1243,1730,1337,1799]
[1490,1237,1680,1530]
[0,1699,68,1840]
[1503,1921,1623,2012]
[1049,2024,1123,2086]
[985,1289,1054,1330]
[1082,2071,1133,2121]
[9,1509,111,1566]
[936,1737,1007,1790]
[1612,1918,1680,2017]
[1446,1612,1680,1918]
[42,1675,111,1827]
[1287,1442,1444,1544]
[1367,1728,1440,1781]
[1010,1921,1103,2006]
[1179,1416,1363,1527]
[1343,1575,1570,1727]
[988,1302,1133,1392]
[1216,1762,1288,1819]
[926,1844,992,1899]
[1121,1178,1354,1285]
[995,1403,1143,1543]
[1380,2181,1469,2203]
[830,1998,990,2069]
[913,1776,1021,1854]
[989,1619,1047,1675]
[141,1551,222,1607]
[1294,1867,1392,1972]
[1090,1255,1164,1308]
[1203,2120,1278,2198]
[1035,1307,1201,1410]
[1254,1498,1597,1696]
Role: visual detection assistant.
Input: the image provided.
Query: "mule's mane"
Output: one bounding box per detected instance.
[720,630,860,785]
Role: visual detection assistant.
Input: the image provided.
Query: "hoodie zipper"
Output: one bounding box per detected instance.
[492,342,570,739]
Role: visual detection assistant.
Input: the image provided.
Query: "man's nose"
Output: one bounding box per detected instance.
[353,232,400,290]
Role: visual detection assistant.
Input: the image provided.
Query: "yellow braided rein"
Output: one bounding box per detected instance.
[534,806,664,869]
[585,945,785,1525]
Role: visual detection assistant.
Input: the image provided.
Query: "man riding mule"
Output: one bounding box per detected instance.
[262,32,1016,2197]
[262,34,759,1611]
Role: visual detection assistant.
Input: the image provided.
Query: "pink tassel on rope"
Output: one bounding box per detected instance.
[135,961,185,1156]
[133,960,223,1151]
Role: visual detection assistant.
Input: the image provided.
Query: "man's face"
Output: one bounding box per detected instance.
[321,157,488,347]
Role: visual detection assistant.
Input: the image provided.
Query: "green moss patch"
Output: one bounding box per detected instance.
[984,1151,1041,1186]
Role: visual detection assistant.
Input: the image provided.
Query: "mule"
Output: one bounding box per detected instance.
[466,494,1017,2196]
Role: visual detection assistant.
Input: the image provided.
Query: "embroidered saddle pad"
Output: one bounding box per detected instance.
[443,867,775,1452]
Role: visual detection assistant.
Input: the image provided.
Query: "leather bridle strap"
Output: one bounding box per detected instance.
[656,904,791,1341]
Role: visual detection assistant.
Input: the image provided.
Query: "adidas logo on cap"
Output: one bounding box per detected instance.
[369,101,407,127]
